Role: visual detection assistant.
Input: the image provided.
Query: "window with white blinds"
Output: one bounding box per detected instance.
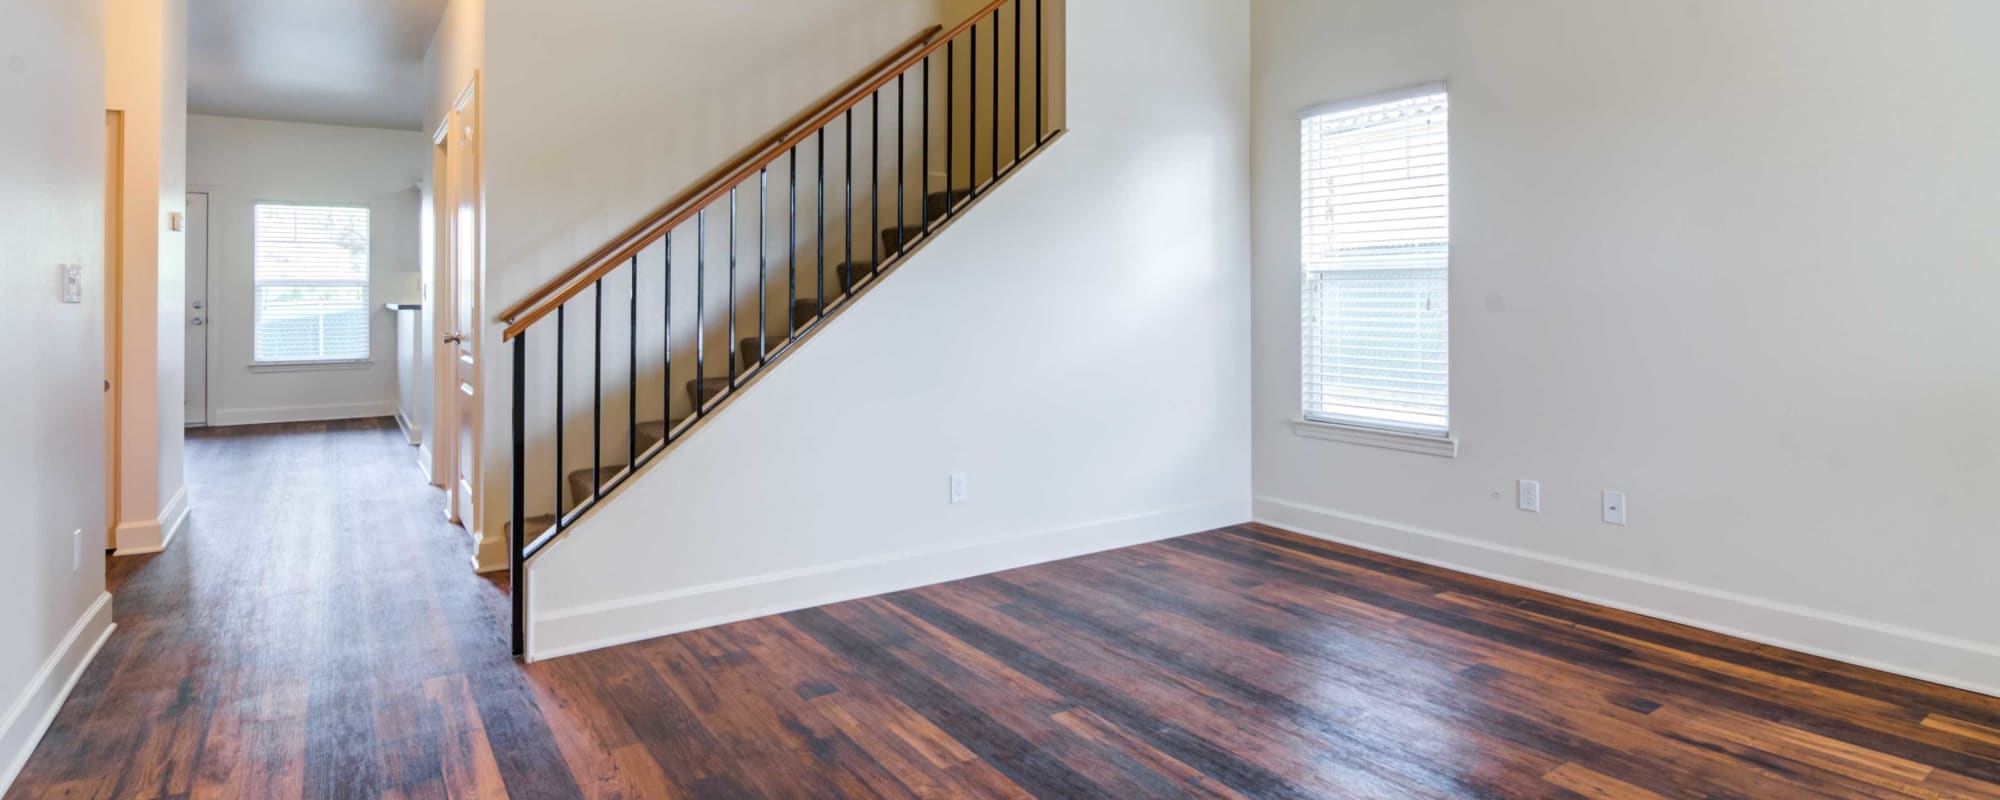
[253,203,371,363]
[1300,86,1449,436]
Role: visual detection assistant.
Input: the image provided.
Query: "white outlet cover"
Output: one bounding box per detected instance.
[1603,491,1628,525]
[949,472,968,504]
[1517,479,1540,512]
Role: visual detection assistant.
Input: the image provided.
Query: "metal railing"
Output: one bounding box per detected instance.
[503,0,1061,657]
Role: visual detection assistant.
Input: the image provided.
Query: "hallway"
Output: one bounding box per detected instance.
[7,420,573,798]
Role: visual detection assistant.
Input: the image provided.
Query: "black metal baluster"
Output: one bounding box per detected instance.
[695,210,706,416]
[946,40,955,216]
[844,110,853,298]
[591,279,602,500]
[870,91,880,272]
[1015,0,1022,165]
[672,228,680,440]
[758,167,767,368]
[554,305,565,522]
[789,148,798,342]
[923,57,932,230]
[1036,0,1044,141]
[509,332,525,657]
[627,255,637,469]
[970,23,979,198]
[728,186,738,385]
[898,73,907,254]
[817,131,826,317]
[991,9,1000,182]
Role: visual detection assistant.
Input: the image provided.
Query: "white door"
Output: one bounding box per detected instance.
[184,192,209,426]
[444,83,480,528]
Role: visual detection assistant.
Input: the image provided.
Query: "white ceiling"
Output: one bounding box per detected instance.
[188,0,449,131]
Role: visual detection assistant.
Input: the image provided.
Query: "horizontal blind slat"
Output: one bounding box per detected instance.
[1300,91,1450,433]
[254,203,371,363]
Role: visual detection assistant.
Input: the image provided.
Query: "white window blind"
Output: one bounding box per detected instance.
[1300,87,1449,436]
[253,203,371,363]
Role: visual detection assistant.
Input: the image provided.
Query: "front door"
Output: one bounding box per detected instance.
[444,81,481,529]
[184,192,209,426]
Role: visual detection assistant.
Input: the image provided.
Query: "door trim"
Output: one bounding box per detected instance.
[104,110,124,549]
[434,72,483,544]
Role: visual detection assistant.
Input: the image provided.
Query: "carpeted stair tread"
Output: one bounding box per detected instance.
[565,417,687,502]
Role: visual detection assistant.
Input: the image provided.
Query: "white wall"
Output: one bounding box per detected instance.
[104,0,189,555]
[476,0,957,568]
[186,115,430,426]
[1251,0,2000,693]
[0,0,118,790]
[521,0,1251,658]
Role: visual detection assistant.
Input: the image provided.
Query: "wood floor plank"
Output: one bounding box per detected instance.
[1542,762,1664,800]
[9,420,2000,799]
[423,674,511,800]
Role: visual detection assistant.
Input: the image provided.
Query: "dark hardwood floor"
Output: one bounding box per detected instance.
[10,419,2000,798]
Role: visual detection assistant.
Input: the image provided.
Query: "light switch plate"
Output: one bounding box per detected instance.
[60,264,82,303]
[169,211,184,231]
[949,472,968,504]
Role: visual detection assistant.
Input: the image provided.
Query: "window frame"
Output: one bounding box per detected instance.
[1295,83,1456,456]
[249,200,374,368]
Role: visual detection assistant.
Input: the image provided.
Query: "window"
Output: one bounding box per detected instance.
[1300,85,1449,437]
[253,203,371,364]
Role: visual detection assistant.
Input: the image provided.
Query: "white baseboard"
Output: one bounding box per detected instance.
[1254,495,2000,699]
[528,499,1246,661]
[416,444,437,485]
[113,485,188,557]
[0,593,114,794]
[209,401,397,427]
[472,531,508,575]
[394,410,422,445]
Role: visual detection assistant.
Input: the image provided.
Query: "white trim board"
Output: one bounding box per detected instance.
[394,410,422,446]
[528,500,1246,661]
[472,532,507,576]
[1254,495,2000,699]
[114,484,189,557]
[0,593,115,794]
[208,401,398,427]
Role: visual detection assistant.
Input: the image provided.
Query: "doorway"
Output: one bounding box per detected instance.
[184,191,209,426]
[435,76,482,533]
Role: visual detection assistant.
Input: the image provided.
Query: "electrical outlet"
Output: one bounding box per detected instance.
[1517,479,1541,512]
[1603,491,1627,526]
[949,472,968,504]
[72,529,82,570]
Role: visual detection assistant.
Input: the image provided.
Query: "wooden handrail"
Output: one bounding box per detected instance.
[496,23,945,325]
[503,0,1016,340]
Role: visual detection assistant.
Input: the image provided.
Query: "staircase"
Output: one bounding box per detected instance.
[498,0,1063,657]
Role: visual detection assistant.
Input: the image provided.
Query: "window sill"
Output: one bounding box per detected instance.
[248,359,374,374]
[1292,419,1458,458]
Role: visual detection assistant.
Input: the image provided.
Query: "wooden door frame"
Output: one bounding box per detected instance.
[104,110,124,549]
[432,73,483,539]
